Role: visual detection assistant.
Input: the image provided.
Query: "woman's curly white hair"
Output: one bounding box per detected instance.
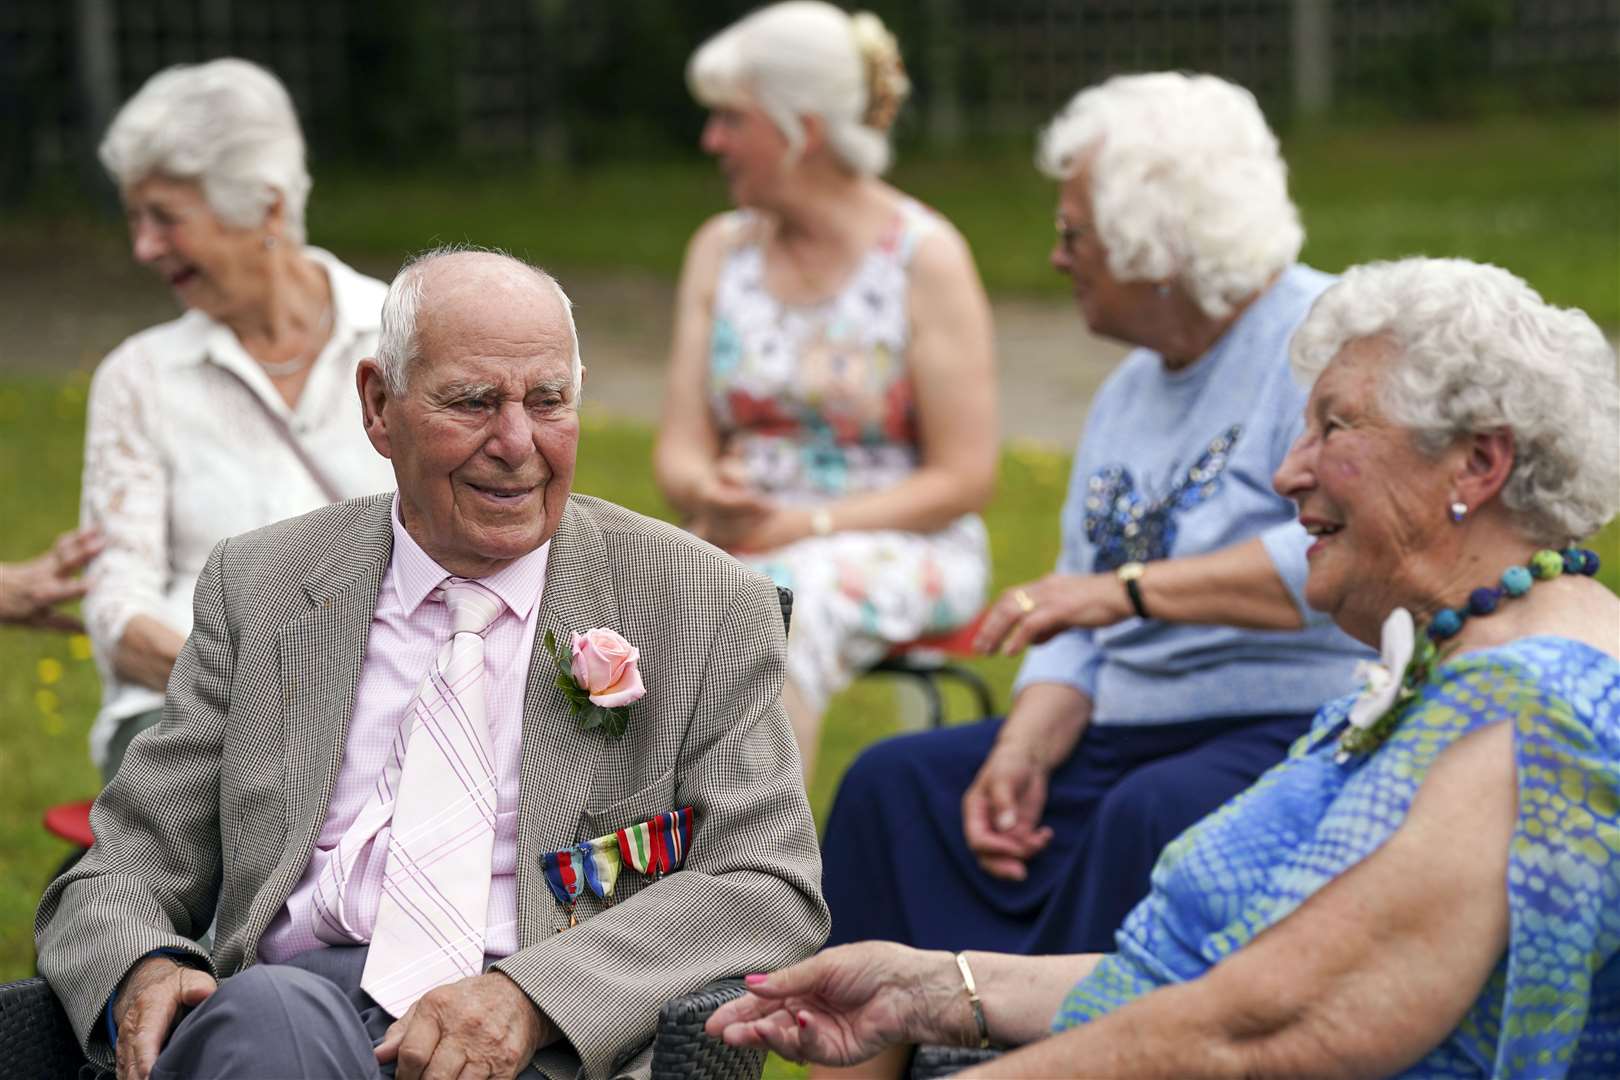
[1037,72,1303,319]
[687,1,908,177]
[100,58,311,244]
[1291,257,1620,543]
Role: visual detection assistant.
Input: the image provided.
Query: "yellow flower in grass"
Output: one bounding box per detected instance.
[69,634,93,661]
[36,688,59,714]
[37,657,63,685]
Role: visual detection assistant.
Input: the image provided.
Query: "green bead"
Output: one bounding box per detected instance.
[1530,550,1565,580]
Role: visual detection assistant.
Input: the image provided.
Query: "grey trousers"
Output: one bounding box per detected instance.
[150,946,546,1080]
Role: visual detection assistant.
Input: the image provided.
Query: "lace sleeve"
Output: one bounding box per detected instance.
[80,344,173,656]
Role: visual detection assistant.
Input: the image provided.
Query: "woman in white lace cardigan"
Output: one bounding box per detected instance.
[81,58,394,779]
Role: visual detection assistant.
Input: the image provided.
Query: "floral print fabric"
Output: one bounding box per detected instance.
[705,202,988,711]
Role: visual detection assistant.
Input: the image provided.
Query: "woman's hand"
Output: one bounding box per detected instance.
[0,527,104,631]
[961,684,1091,881]
[705,943,966,1066]
[684,459,776,549]
[720,508,807,553]
[974,573,1131,656]
[962,738,1055,881]
[114,614,187,693]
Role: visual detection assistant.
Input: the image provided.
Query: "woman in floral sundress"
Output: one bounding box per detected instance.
[655,2,996,779]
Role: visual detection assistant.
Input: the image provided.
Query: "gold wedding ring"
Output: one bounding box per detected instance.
[1013,588,1036,614]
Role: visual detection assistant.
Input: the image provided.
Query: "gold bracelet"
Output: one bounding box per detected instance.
[810,508,835,537]
[954,951,990,1049]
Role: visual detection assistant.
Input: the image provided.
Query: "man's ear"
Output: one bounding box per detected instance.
[1453,428,1515,513]
[356,358,394,459]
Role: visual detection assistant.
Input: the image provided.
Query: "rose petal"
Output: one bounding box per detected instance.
[588,663,646,709]
[572,629,638,694]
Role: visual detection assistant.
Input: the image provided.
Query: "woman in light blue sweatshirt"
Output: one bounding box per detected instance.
[820,73,1372,1006]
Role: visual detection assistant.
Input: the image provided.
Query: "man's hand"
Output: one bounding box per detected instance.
[961,738,1054,880]
[113,954,217,1080]
[375,971,551,1080]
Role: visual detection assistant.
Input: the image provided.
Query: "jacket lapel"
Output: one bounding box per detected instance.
[273,499,393,905]
[514,498,617,943]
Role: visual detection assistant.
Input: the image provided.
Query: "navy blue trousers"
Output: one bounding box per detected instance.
[822,712,1312,955]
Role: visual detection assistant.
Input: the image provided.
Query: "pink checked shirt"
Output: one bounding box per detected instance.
[259,497,549,964]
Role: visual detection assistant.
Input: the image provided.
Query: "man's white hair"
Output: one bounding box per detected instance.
[375,245,583,401]
[687,1,903,177]
[1036,72,1303,319]
[1290,257,1620,544]
[99,58,312,245]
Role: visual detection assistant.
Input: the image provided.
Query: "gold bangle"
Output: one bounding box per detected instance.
[954,951,991,1049]
[810,508,834,537]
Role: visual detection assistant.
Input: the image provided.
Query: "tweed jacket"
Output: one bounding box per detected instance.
[37,492,829,1080]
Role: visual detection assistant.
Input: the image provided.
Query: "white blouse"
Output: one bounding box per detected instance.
[79,248,397,767]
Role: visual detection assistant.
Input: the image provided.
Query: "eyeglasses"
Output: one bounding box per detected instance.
[1054,214,1093,252]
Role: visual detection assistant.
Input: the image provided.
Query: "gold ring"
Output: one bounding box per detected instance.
[1013,588,1035,614]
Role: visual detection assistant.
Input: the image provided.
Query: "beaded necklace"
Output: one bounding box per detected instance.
[1335,546,1602,763]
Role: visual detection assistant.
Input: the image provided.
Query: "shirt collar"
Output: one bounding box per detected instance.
[387,493,551,620]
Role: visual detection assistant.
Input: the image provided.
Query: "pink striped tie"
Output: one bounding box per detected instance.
[361,580,504,1017]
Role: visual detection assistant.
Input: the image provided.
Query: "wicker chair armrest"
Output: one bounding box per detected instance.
[0,976,96,1080]
[651,977,764,1080]
[908,1043,1004,1079]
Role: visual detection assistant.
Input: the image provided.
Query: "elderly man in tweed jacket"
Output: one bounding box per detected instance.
[36,248,828,1080]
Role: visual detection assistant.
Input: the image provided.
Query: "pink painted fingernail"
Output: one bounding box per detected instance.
[744,973,768,986]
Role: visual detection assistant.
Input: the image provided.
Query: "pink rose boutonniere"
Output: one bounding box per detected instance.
[545,627,646,739]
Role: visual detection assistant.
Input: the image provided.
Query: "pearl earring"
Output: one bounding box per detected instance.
[1449,500,1468,524]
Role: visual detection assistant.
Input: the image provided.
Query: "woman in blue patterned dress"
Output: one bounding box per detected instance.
[655,3,997,779]
[707,258,1620,1078]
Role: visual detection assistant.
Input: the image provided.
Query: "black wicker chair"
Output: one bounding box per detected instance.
[0,974,760,1080]
[908,1044,1003,1078]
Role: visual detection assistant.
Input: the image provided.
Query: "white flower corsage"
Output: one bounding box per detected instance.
[1337,607,1433,763]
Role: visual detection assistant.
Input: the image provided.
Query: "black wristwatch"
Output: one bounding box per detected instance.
[1115,561,1149,619]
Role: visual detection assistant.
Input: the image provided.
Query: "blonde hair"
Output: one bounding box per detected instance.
[687,1,909,176]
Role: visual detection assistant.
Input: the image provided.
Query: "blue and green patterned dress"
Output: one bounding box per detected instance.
[1054,635,1620,1077]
